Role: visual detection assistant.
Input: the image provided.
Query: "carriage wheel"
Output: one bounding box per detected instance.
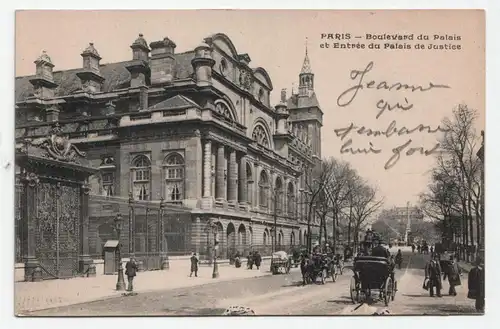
[392,281,397,301]
[384,277,393,306]
[350,276,359,304]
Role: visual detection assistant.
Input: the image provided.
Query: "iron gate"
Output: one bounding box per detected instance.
[134,208,161,270]
[36,181,80,279]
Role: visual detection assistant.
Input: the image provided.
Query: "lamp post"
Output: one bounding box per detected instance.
[114,213,126,291]
[159,197,169,270]
[209,221,220,279]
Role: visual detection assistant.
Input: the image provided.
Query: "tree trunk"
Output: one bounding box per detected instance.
[319,211,323,246]
[347,220,352,246]
[323,214,328,246]
[332,210,337,252]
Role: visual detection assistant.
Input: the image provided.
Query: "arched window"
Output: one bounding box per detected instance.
[263,230,268,246]
[259,170,269,208]
[131,155,151,200]
[258,88,264,103]
[275,177,283,214]
[215,101,234,122]
[287,182,295,217]
[278,230,283,247]
[164,153,185,202]
[252,125,270,148]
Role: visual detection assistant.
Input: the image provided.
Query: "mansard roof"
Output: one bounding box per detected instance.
[148,95,200,111]
[15,51,196,103]
[286,92,320,109]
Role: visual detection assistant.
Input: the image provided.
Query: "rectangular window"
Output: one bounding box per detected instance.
[101,172,114,196]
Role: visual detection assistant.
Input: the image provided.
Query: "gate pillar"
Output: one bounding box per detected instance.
[79,182,94,276]
[16,123,98,281]
[20,170,42,282]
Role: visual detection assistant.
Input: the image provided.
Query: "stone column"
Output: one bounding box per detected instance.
[228,149,238,203]
[21,171,42,282]
[216,144,226,200]
[238,156,247,204]
[79,182,95,276]
[203,140,212,198]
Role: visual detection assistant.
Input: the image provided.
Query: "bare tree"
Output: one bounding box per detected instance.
[351,181,384,249]
[421,104,483,260]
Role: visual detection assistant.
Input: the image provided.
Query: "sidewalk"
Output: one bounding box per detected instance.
[15,259,271,314]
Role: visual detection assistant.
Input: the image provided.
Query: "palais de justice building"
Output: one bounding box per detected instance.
[15,33,323,263]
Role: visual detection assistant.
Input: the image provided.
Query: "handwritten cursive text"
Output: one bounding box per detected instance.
[340,139,382,155]
[334,120,450,141]
[384,139,441,170]
[336,61,451,107]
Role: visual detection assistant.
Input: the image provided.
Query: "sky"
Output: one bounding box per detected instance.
[15,10,485,208]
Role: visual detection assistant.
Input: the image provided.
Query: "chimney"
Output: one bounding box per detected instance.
[29,51,58,99]
[76,43,105,93]
[131,33,150,61]
[126,34,151,87]
[149,37,177,84]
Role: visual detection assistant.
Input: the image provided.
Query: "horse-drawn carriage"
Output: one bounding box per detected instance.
[349,256,397,306]
[270,251,292,275]
[302,253,343,284]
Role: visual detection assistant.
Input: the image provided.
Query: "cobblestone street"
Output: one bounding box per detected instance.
[21,248,481,316]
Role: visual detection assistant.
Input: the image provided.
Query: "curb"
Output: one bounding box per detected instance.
[17,271,275,315]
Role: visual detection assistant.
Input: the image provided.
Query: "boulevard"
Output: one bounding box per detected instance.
[25,248,478,316]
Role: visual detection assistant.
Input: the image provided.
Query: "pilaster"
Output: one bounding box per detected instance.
[215,144,226,200]
[227,149,238,204]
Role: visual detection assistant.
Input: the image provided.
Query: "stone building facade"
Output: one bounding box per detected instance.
[15,33,323,261]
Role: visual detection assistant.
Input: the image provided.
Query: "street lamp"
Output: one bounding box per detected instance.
[159,197,170,270]
[114,213,126,291]
[206,221,220,279]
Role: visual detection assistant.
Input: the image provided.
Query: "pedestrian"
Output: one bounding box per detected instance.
[411,244,415,254]
[254,251,262,270]
[468,257,485,312]
[425,254,443,297]
[247,252,254,270]
[395,249,403,269]
[443,255,461,296]
[125,257,138,292]
[190,252,199,277]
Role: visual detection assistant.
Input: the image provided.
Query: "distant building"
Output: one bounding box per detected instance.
[379,205,424,224]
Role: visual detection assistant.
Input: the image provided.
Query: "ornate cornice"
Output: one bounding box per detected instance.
[24,123,87,163]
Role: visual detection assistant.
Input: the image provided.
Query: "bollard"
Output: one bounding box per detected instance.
[161,257,170,270]
[87,264,97,277]
[32,265,43,282]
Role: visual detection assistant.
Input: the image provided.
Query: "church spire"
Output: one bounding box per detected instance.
[299,37,314,96]
[300,37,312,74]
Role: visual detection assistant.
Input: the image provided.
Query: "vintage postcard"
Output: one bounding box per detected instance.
[14,9,485,316]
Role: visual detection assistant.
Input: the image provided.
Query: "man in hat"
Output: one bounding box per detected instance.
[190,252,199,277]
[372,239,390,258]
[468,257,485,312]
[443,255,461,296]
[425,254,443,297]
[125,257,138,292]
